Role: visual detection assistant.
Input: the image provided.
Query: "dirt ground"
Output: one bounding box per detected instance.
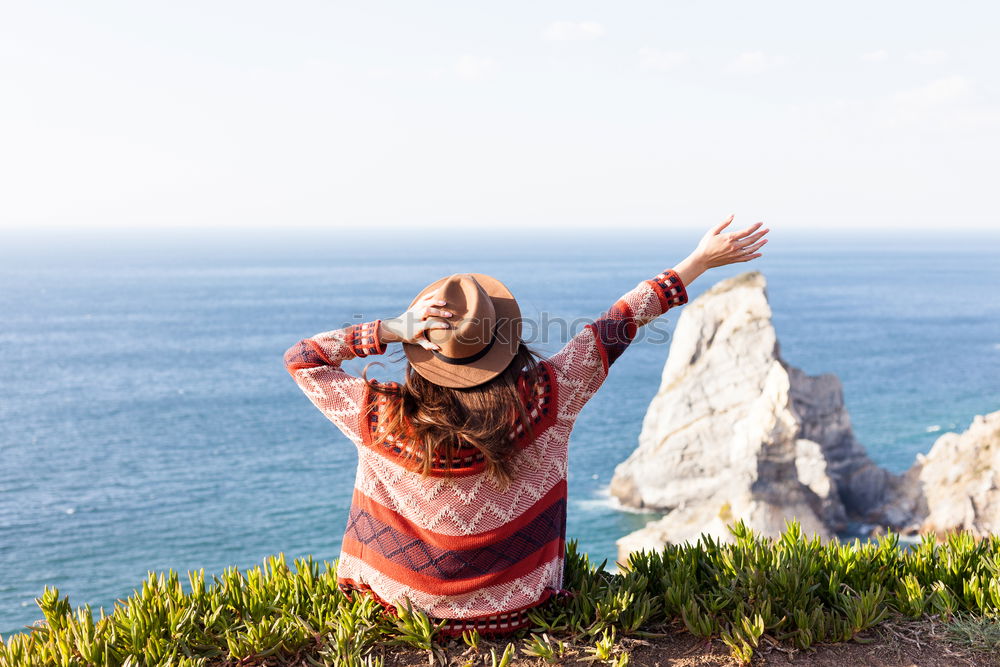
[371,619,999,667]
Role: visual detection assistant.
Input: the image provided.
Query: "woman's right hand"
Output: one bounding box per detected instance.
[378,294,454,351]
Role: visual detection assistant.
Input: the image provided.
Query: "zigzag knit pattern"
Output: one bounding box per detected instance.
[284,269,688,633]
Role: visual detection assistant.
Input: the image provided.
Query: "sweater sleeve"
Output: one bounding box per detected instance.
[283,319,386,446]
[544,269,688,419]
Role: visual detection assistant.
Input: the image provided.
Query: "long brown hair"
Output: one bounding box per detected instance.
[362,343,544,488]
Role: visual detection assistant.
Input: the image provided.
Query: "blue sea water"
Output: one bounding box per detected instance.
[2,227,999,638]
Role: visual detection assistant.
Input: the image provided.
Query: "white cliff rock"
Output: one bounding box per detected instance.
[611,271,898,559]
[909,411,1000,537]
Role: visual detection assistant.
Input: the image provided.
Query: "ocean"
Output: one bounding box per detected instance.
[2,226,999,638]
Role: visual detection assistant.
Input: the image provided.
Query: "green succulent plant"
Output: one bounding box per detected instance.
[4,521,1000,666]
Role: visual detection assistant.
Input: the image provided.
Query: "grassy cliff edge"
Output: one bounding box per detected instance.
[3,521,1000,666]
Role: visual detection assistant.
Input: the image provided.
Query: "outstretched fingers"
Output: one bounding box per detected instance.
[712,214,736,235]
[736,226,769,247]
[735,238,768,261]
[699,214,769,267]
[732,221,764,241]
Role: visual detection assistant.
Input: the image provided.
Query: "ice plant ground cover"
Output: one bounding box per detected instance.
[3,521,1000,666]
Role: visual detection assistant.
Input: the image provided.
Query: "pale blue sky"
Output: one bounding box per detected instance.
[2,1,998,231]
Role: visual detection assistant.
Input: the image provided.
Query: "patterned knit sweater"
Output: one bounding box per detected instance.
[283,269,688,631]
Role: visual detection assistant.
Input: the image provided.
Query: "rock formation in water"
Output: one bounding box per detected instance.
[905,411,1000,537]
[610,271,904,559]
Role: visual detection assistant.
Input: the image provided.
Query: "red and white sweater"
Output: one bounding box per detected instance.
[284,269,688,633]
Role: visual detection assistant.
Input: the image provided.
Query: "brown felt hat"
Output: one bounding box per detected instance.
[402,273,522,389]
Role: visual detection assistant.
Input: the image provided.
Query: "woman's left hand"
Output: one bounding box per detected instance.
[673,214,770,287]
[378,294,453,351]
[693,215,769,269]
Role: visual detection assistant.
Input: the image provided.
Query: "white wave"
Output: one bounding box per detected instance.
[925,425,941,433]
[572,485,666,515]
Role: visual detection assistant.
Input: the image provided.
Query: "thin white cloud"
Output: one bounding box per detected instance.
[455,55,496,81]
[877,76,990,128]
[906,49,949,65]
[364,67,395,80]
[726,51,785,74]
[542,21,605,42]
[861,49,889,63]
[893,75,970,108]
[638,47,689,71]
[806,76,994,130]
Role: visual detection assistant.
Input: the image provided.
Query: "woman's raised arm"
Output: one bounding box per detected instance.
[283,320,388,446]
[284,293,455,445]
[545,215,769,418]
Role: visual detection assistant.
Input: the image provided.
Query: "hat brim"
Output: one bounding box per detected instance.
[403,273,521,389]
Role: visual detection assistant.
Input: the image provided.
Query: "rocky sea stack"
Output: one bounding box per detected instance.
[611,271,1000,560]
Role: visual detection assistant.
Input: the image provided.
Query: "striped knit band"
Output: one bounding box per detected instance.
[350,320,386,357]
